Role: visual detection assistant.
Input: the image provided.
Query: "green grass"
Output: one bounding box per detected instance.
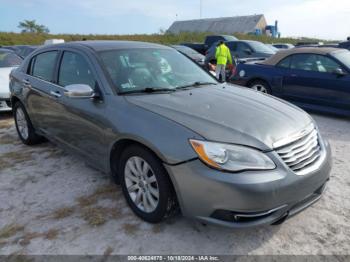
[0,31,328,46]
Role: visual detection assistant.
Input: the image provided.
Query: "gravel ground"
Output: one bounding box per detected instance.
[0,111,349,255]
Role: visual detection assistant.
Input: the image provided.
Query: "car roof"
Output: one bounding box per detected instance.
[262,47,346,65]
[225,40,259,44]
[49,40,171,52]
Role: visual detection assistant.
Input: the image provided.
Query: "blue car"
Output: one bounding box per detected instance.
[230,47,350,116]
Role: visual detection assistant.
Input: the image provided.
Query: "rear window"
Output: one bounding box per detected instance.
[0,51,22,68]
[30,51,58,82]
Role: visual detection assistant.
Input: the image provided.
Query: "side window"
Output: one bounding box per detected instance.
[277,56,292,68]
[58,51,96,88]
[227,42,237,51]
[290,54,317,71]
[313,55,342,73]
[30,51,58,82]
[237,43,251,53]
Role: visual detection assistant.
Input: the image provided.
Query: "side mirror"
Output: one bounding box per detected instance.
[64,84,96,99]
[333,68,347,77]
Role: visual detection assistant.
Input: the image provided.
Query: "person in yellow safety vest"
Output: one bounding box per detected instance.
[215,41,233,81]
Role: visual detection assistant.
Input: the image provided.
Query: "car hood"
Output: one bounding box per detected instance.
[125,84,313,150]
[191,54,205,61]
[255,52,274,58]
[0,67,16,94]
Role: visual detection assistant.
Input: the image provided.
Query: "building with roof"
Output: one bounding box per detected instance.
[167,14,268,35]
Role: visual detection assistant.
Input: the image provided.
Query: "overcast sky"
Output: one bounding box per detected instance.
[0,0,349,40]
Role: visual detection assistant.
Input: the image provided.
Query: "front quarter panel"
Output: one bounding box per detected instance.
[105,96,202,165]
[232,64,284,94]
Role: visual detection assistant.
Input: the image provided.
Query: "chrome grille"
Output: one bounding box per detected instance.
[275,127,322,175]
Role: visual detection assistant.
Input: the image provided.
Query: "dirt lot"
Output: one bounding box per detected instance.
[0,111,349,255]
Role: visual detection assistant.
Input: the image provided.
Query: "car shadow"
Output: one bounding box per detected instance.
[0,111,13,120]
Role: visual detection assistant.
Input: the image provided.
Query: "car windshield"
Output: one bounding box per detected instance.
[99,48,217,93]
[0,51,22,68]
[223,35,237,41]
[332,50,350,69]
[249,42,276,54]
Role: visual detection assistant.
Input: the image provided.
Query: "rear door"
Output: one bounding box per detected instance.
[282,54,350,111]
[24,50,60,133]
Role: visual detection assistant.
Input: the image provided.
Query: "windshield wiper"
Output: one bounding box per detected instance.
[176,81,217,90]
[120,87,176,95]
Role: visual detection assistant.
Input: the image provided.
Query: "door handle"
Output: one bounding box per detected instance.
[22,79,31,88]
[290,74,298,77]
[50,90,62,98]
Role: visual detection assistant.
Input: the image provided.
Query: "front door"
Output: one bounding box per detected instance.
[51,50,108,169]
[282,53,350,111]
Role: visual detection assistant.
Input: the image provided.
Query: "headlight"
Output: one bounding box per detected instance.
[239,70,246,77]
[189,139,276,172]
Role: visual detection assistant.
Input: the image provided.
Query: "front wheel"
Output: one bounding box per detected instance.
[119,145,177,223]
[14,102,44,145]
[249,80,272,94]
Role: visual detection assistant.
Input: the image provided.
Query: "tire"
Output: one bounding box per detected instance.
[249,80,272,94]
[119,145,177,223]
[13,102,44,145]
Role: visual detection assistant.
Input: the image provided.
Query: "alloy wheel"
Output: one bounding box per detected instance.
[16,107,29,140]
[251,84,268,93]
[124,156,159,213]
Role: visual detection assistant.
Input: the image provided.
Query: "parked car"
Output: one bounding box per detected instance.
[230,47,350,116]
[339,41,350,50]
[10,41,331,227]
[44,39,65,45]
[0,48,23,111]
[2,45,39,59]
[266,44,280,52]
[272,43,294,50]
[295,42,326,48]
[181,34,238,55]
[205,40,276,65]
[171,45,205,66]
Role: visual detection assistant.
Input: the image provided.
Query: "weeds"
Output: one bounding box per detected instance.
[52,206,75,219]
[0,31,331,46]
[122,223,139,235]
[0,150,34,170]
[0,224,24,239]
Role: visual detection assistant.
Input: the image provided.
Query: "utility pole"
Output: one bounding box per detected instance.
[200,0,203,18]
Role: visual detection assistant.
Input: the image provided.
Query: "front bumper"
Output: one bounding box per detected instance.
[164,140,332,228]
[0,94,11,112]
